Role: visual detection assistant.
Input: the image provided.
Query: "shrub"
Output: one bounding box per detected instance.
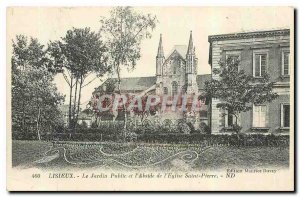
[13,120,289,147]
[199,122,210,134]
[136,133,289,147]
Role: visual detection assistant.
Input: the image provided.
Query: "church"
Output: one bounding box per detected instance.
[91,31,210,128]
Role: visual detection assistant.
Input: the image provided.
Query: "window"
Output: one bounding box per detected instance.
[228,55,240,62]
[226,51,240,72]
[225,108,237,127]
[253,105,267,127]
[163,87,168,95]
[186,57,192,73]
[172,81,178,96]
[228,113,234,127]
[282,51,290,75]
[253,53,267,77]
[173,60,180,75]
[200,110,208,118]
[227,55,239,72]
[281,104,290,128]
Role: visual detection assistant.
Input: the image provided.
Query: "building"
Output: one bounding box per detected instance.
[208,29,291,134]
[77,109,94,128]
[92,31,210,128]
[59,104,94,128]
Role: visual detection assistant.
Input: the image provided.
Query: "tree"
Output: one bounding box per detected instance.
[204,57,278,133]
[129,94,159,123]
[11,35,65,140]
[48,27,109,134]
[100,6,158,132]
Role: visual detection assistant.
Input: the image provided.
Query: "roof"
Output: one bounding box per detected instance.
[208,28,290,65]
[78,108,94,120]
[187,31,194,54]
[166,45,188,59]
[95,76,156,93]
[157,34,164,57]
[94,74,211,94]
[196,74,211,90]
[208,28,290,42]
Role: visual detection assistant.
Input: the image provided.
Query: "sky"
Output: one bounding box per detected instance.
[7,7,293,107]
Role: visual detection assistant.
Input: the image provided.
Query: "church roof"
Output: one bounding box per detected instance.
[165,45,188,60]
[187,31,194,54]
[78,108,94,120]
[94,76,157,93]
[94,74,211,94]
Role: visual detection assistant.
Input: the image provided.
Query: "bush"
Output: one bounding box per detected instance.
[136,133,289,147]
[199,122,211,134]
[14,131,289,147]
[12,120,289,147]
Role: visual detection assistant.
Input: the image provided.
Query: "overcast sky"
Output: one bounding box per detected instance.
[7,7,293,106]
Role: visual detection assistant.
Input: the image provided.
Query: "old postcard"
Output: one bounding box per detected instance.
[6,7,294,191]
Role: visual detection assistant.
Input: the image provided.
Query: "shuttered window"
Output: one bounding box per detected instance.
[253,105,267,127]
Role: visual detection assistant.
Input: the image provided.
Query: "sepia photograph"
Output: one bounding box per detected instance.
[5,5,294,191]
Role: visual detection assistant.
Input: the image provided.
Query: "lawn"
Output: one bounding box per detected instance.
[11,140,289,170]
[194,146,289,170]
[12,140,52,167]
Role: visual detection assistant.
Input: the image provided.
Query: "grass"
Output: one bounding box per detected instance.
[194,146,289,170]
[12,140,52,167]
[12,140,289,170]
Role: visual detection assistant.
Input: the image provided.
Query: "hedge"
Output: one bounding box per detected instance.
[13,131,289,147]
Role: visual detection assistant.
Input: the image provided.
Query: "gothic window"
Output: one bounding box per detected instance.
[181,85,187,93]
[186,57,192,73]
[172,81,178,96]
[173,65,177,75]
[163,87,168,95]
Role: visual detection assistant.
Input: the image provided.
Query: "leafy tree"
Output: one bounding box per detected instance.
[100,6,158,132]
[48,27,109,133]
[11,35,65,140]
[204,57,278,133]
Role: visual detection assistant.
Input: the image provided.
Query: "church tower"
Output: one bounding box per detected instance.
[185,31,198,94]
[156,34,165,95]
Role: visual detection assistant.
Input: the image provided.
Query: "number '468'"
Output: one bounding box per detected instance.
[32,174,40,178]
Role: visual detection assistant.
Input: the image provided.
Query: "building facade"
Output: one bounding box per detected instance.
[208,29,291,134]
[92,31,210,129]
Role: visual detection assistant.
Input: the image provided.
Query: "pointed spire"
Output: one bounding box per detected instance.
[157,34,164,57]
[187,31,194,55]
